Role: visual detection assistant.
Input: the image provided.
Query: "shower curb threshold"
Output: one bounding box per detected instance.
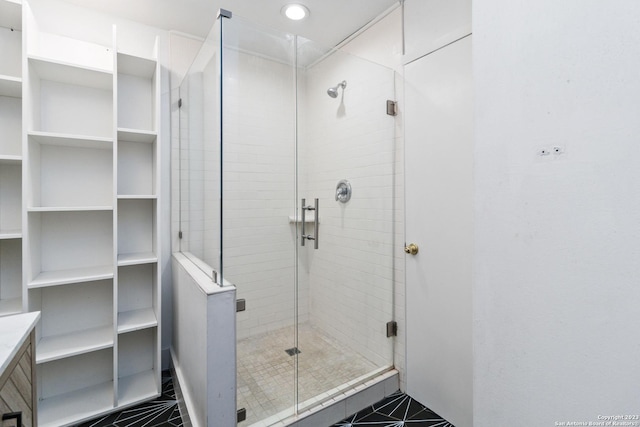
[253,368,399,427]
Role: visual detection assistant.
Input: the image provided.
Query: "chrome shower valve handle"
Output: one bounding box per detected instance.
[335,180,352,203]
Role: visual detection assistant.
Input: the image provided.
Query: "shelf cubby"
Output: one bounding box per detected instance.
[30,279,113,363]
[117,328,159,406]
[27,56,113,138]
[117,252,157,266]
[0,161,21,232]
[117,263,157,333]
[0,1,22,87]
[117,53,156,132]
[0,95,21,155]
[0,75,21,98]
[0,238,22,317]
[13,19,161,424]
[27,210,114,286]
[0,0,21,319]
[117,198,156,259]
[118,130,156,197]
[27,132,113,209]
[37,349,114,427]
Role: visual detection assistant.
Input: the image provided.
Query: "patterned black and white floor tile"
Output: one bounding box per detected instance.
[331,390,455,427]
[76,370,184,427]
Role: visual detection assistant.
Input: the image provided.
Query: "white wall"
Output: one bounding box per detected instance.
[171,253,236,427]
[474,0,640,424]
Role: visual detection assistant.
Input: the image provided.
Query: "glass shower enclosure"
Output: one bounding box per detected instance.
[179,11,397,426]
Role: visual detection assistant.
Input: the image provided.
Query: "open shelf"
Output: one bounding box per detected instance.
[38,381,114,427]
[117,328,158,406]
[118,199,156,257]
[28,265,114,288]
[118,131,156,197]
[117,128,156,143]
[28,131,113,149]
[117,252,157,266]
[118,263,157,331]
[117,369,158,407]
[117,53,156,132]
[117,195,157,200]
[27,57,113,137]
[118,308,157,334]
[0,155,21,164]
[0,238,21,316]
[36,325,114,363]
[27,211,113,283]
[28,56,112,89]
[0,162,21,233]
[0,75,21,98]
[28,132,113,209]
[28,206,112,213]
[0,0,21,320]
[0,230,20,239]
[0,1,21,32]
[0,95,21,156]
[31,279,114,362]
[37,349,114,427]
[0,3,22,90]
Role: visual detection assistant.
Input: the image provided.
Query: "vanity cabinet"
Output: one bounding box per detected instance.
[0,312,39,427]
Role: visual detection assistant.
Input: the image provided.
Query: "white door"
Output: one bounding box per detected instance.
[405,36,473,427]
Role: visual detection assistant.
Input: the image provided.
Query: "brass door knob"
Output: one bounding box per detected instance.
[404,243,419,255]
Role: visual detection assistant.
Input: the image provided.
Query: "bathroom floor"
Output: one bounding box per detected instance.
[76,369,454,427]
[237,323,381,425]
[332,390,454,426]
[76,371,184,427]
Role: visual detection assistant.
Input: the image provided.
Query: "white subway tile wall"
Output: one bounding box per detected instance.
[223,50,300,338]
[300,49,396,371]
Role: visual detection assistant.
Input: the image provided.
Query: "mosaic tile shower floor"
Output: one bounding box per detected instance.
[76,371,184,427]
[237,323,380,425]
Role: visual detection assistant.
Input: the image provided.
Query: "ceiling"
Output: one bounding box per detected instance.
[59,0,400,48]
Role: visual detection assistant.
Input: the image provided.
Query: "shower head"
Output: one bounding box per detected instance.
[327,80,347,98]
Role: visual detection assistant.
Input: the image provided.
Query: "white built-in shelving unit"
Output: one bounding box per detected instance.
[15,2,163,425]
[0,0,23,318]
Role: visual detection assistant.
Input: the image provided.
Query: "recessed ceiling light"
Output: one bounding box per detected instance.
[282,4,309,21]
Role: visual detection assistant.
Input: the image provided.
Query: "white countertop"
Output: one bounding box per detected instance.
[0,312,40,376]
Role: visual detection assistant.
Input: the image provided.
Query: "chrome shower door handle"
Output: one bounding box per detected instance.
[300,198,319,249]
[313,198,319,249]
[301,198,306,247]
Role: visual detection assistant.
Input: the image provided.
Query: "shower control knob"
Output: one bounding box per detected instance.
[404,243,419,255]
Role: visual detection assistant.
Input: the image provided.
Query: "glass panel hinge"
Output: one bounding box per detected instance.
[386,100,397,116]
[386,320,397,337]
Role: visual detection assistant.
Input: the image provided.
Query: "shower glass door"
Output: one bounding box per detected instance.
[219,14,396,425]
[294,36,396,410]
